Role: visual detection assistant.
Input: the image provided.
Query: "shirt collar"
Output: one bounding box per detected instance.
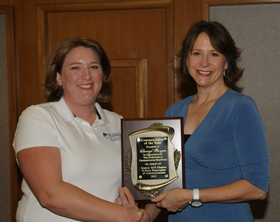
[55,97,75,122]
[55,97,108,127]
[93,102,108,127]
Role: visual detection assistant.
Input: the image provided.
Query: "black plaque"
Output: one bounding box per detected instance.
[137,137,169,180]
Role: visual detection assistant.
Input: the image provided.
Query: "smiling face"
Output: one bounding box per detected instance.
[56,46,103,107]
[187,32,228,89]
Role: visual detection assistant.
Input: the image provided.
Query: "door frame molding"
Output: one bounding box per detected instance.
[0,6,18,222]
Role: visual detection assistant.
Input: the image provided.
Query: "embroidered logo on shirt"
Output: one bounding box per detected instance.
[103,133,121,142]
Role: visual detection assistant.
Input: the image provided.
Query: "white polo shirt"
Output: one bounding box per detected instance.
[13,97,122,222]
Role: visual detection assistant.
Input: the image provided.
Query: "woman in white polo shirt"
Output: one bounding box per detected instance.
[13,37,149,222]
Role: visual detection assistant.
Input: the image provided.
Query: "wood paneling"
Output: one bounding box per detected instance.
[174,0,202,101]
[0,5,18,222]
[101,59,146,118]
[37,0,174,118]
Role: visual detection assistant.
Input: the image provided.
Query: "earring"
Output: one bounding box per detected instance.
[223,70,227,78]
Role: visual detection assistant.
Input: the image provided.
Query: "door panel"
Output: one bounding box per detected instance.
[100,59,146,118]
[37,1,174,118]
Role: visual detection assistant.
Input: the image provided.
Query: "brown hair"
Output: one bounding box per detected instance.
[179,20,244,89]
[44,37,112,102]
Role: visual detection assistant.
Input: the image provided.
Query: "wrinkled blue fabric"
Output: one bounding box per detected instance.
[165,89,270,222]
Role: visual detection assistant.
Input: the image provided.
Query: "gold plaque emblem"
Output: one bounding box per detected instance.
[125,123,181,197]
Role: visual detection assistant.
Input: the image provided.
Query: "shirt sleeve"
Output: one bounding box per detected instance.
[232,96,270,191]
[13,106,59,155]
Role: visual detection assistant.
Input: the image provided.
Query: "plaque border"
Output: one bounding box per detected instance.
[121,117,185,201]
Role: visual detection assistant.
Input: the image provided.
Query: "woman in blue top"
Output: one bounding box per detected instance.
[146,21,270,221]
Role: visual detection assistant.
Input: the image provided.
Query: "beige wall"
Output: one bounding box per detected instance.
[0,13,11,222]
[210,4,280,221]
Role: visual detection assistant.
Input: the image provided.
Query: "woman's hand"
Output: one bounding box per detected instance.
[151,188,191,212]
[117,187,151,222]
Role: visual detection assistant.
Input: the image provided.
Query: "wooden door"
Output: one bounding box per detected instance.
[36,1,174,118]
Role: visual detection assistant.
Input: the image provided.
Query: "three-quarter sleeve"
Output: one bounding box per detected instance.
[232,96,270,191]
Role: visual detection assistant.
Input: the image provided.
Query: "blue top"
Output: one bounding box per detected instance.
[165,89,270,222]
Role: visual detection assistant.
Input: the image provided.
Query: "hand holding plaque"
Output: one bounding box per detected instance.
[121,118,184,201]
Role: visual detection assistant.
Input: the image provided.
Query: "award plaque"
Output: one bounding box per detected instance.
[121,117,184,201]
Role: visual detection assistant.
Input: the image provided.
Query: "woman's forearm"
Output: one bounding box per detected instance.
[39,181,137,222]
[18,147,138,222]
[151,179,267,213]
[200,179,267,203]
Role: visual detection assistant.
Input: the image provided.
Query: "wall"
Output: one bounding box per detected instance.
[210,4,280,221]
